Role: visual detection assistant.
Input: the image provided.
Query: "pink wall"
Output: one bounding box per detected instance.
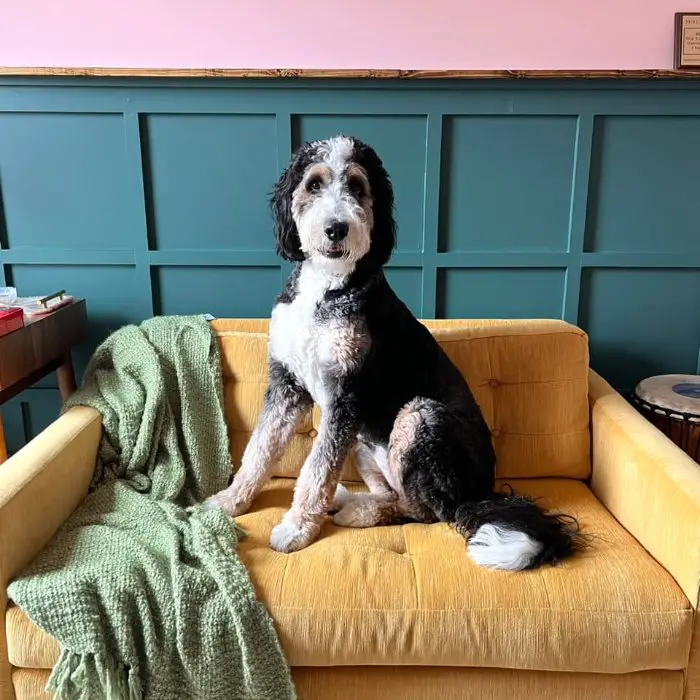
[2,0,700,71]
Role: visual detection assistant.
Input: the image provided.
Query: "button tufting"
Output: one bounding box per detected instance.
[491,428,502,438]
[489,379,500,388]
[308,429,318,439]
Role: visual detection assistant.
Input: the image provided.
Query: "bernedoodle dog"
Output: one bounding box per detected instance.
[205,135,584,570]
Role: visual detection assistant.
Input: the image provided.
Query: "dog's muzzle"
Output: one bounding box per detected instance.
[322,221,349,258]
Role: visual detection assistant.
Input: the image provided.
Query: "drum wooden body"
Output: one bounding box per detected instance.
[633,374,700,463]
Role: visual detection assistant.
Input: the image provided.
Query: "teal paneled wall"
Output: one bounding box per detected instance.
[439,116,578,253]
[1,77,699,453]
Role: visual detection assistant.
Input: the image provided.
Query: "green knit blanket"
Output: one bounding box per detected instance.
[8,315,296,700]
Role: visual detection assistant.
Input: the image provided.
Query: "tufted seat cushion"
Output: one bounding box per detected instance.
[8,477,692,674]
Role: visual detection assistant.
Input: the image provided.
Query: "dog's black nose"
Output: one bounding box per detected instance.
[325,221,349,242]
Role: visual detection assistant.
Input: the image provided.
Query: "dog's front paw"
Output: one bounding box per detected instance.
[270,519,319,553]
[202,488,251,517]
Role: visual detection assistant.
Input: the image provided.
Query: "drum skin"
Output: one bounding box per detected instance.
[634,374,700,463]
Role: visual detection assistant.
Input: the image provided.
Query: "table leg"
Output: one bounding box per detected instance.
[57,351,77,401]
[0,415,7,464]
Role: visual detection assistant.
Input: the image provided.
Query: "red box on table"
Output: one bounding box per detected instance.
[0,307,24,338]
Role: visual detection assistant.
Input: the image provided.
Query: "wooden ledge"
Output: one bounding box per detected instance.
[2,67,700,80]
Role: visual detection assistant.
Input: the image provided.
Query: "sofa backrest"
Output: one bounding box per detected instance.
[213,318,591,481]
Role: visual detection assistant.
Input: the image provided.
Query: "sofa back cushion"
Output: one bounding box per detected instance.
[213,318,591,481]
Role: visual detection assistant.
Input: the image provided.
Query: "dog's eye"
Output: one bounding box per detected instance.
[307,177,322,193]
[348,178,365,198]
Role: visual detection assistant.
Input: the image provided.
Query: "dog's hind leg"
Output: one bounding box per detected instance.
[333,440,412,527]
[332,492,407,528]
[333,397,494,531]
[355,441,394,496]
[204,361,312,516]
[390,398,495,524]
[332,400,450,529]
[333,441,394,511]
[346,397,495,527]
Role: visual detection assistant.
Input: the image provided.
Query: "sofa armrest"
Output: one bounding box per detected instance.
[0,406,101,587]
[0,405,101,699]
[589,369,700,608]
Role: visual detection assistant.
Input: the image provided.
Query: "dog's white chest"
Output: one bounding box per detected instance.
[269,268,339,407]
[268,266,367,407]
[270,296,328,405]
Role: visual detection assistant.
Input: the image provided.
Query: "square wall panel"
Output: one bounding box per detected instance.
[153,266,281,319]
[384,267,422,318]
[439,116,577,253]
[294,116,427,252]
[9,265,147,382]
[0,113,130,249]
[144,115,278,251]
[579,269,700,391]
[2,389,62,455]
[438,268,566,319]
[585,117,700,253]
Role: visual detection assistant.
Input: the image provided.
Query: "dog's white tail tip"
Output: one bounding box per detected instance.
[467,523,544,571]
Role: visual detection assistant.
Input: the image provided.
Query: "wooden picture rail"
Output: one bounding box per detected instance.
[2,67,700,79]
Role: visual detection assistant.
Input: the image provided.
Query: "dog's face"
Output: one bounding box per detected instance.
[271,135,396,274]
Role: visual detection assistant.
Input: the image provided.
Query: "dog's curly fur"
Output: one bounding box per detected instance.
[205,135,585,569]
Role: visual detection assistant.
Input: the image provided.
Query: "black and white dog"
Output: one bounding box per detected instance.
[205,135,583,570]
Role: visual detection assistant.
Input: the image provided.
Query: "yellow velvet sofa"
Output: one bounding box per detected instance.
[2,318,700,700]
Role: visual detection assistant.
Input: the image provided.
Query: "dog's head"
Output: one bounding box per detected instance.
[271,135,396,274]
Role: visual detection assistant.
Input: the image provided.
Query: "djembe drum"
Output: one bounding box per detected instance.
[632,374,700,463]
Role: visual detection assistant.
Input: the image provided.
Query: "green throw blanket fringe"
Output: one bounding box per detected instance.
[8,315,296,700]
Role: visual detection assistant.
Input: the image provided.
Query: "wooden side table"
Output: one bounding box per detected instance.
[0,416,6,462]
[0,299,88,461]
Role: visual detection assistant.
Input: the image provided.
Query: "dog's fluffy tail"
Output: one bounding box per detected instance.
[452,488,585,571]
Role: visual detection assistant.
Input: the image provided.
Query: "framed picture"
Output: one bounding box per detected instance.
[675,12,700,69]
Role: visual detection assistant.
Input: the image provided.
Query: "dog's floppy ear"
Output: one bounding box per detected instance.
[353,140,397,269]
[270,147,311,262]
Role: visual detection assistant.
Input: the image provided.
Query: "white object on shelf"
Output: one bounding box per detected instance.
[0,287,18,306]
[0,288,74,317]
[15,295,74,317]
